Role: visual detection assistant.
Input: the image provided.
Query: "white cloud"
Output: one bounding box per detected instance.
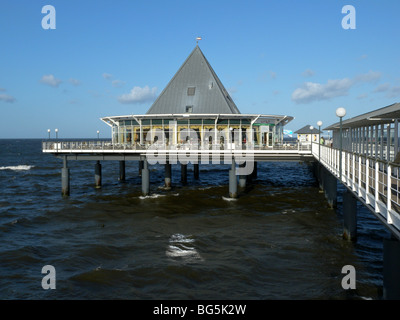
[302,69,315,77]
[69,78,81,86]
[292,78,353,104]
[118,86,157,104]
[112,79,126,88]
[292,71,382,104]
[257,70,277,82]
[0,94,16,103]
[103,73,113,80]
[388,86,400,98]
[373,83,400,98]
[373,83,391,93]
[354,70,381,84]
[40,74,62,88]
[357,93,368,100]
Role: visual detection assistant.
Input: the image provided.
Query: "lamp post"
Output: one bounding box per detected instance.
[97,130,100,140]
[55,128,58,140]
[317,121,323,162]
[336,107,346,181]
[47,129,50,139]
[309,126,314,144]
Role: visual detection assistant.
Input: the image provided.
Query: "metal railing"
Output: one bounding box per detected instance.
[42,140,312,153]
[312,142,400,234]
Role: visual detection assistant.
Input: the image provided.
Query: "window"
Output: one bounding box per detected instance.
[185,106,193,113]
[187,87,196,96]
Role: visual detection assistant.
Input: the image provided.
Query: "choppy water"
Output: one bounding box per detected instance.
[0,139,390,299]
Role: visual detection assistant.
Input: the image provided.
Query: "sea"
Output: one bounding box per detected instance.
[0,139,391,300]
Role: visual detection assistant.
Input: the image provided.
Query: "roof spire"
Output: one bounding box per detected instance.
[196,36,202,45]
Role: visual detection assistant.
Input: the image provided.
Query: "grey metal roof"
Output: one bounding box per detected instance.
[324,102,400,130]
[294,125,321,134]
[146,45,241,115]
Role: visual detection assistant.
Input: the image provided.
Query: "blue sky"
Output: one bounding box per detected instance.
[0,0,399,138]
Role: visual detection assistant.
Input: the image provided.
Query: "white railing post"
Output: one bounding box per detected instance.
[366,157,370,204]
[347,152,351,188]
[387,164,393,224]
[358,155,362,197]
[375,160,379,213]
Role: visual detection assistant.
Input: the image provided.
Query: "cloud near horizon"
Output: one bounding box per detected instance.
[0,94,16,103]
[40,74,62,88]
[291,71,382,104]
[118,86,158,104]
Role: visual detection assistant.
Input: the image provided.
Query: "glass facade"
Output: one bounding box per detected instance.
[109,116,286,148]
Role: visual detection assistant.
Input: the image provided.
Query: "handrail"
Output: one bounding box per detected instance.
[311,141,400,235]
[42,140,313,152]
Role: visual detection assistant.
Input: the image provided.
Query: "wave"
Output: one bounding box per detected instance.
[166,233,203,262]
[139,193,179,200]
[139,194,166,200]
[222,196,237,201]
[0,165,34,171]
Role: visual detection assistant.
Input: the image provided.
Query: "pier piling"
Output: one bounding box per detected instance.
[165,161,172,189]
[239,162,246,188]
[193,163,199,180]
[342,190,357,241]
[61,156,70,197]
[95,160,102,188]
[181,163,187,184]
[383,237,400,299]
[119,160,126,181]
[229,159,238,198]
[324,169,337,208]
[141,159,150,196]
[139,160,143,177]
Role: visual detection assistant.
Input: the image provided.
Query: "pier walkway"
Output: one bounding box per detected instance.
[42,141,313,162]
[312,142,400,238]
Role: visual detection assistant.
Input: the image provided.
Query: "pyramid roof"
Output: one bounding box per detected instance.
[146,45,240,115]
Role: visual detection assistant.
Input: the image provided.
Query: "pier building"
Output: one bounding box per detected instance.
[100,45,292,149]
[43,45,301,198]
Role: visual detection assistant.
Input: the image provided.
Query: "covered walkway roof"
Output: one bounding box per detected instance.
[325,102,400,130]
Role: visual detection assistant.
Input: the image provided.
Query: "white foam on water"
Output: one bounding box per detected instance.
[169,233,195,243]
[139,193,166,200]
[166,233,203,262]
[222,196,237,201]
[0,165,34,171]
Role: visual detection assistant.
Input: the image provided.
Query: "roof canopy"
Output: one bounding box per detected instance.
[325,102,400,130]
[294,125,322,134]
[101,113,294,127]
[146,45,240,115]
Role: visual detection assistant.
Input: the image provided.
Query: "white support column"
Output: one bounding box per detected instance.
[381,125,385,159]
[375,125,379,158]
[353,154,356,192]
[387,164,393,224]
[366,157,370,204]
[358,155,362,197]
[395,120,399,156]
[347,152,351,189]
[139,120,143,145]
[375,160,380,213]
[387,124,391,162]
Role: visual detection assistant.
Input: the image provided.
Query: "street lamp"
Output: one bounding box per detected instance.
[317,121,323,162]
[97,130,100,140]
[47,129,50,139]
[336,107,346,181]
[55,128,58,140]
